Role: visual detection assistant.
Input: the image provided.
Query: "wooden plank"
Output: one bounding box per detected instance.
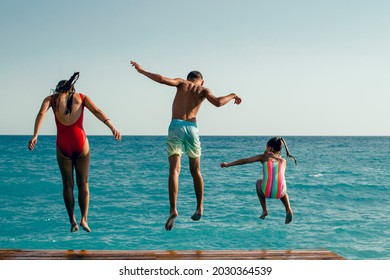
[0,249,345,260]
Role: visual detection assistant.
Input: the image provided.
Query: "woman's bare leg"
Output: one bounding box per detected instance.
[57,149,78,232]
[75,140,91,232]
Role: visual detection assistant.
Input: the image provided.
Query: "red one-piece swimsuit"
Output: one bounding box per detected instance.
[54,93,87,158]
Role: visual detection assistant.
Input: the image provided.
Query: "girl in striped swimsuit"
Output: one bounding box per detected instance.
[221,137,297,224]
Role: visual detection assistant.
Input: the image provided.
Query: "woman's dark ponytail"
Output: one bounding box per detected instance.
[53,72,80,115]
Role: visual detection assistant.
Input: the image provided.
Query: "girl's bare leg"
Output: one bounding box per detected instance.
[280,193,293,224]
[256,180,268,219]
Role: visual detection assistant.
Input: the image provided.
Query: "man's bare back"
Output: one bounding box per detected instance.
[171,81,207,122]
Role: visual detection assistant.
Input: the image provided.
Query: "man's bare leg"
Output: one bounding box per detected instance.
[280,193,293,224]
[57,149,78,232]
[189,157,204,221]
[75,147,91,232]
[166,155,180,230]
[256,180,268,219]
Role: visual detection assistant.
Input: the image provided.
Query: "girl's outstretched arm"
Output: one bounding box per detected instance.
[28,96,52,151]
[220,154,264,168]
[84,95,122,141]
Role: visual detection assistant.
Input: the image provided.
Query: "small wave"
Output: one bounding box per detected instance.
[310,173,323,177]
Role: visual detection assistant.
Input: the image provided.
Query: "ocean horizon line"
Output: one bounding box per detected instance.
[1,134,390,137]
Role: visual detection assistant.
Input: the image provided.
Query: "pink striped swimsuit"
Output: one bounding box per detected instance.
[261,160,287,199]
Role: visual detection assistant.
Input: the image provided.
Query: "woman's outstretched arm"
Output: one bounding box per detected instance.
[84,95,122,141]
[28,96,52,151]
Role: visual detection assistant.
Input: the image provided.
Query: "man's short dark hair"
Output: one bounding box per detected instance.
[187,71,203,81]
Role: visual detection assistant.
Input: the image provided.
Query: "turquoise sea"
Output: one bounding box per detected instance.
[0,135,389,260]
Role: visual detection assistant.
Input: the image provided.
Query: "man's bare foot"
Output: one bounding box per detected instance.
[285,211,293,224]
[259,210,268,220]
[191,209,202,221]
[165,211,178,231]
[80,219,91,232]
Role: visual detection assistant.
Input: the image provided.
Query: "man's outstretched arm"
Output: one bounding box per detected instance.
[203,88,242,107]
[130,61,182,87]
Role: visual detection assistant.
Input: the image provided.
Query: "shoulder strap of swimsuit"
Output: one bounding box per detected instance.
[79,93,85,105]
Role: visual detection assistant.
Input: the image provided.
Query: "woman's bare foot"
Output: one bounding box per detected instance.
[70,217,79,233]
[80,218,91,232]
[70,223,79,233]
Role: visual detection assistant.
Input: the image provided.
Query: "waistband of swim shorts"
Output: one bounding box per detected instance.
[170,119,198,127]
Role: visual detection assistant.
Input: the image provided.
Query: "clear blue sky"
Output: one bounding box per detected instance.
[1,0,389,136]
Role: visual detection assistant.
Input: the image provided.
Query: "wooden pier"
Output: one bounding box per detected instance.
[0,249,344,260]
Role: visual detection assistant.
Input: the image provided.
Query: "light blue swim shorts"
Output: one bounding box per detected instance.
[167,119,201,158]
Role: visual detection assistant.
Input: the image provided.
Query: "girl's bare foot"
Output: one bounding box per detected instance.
[259,210,268,220]
[285,211,293,224]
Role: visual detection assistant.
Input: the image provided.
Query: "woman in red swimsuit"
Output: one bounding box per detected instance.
[28,72,121,233]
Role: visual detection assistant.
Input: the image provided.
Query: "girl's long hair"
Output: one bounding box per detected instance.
[266,137,297,165]
[52,72,80,115]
